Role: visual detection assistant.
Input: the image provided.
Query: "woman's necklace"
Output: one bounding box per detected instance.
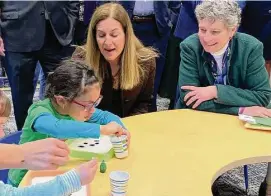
[112,67,120,78]
[112,66,120,89]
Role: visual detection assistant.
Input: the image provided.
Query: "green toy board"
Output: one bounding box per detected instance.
[66,135,115,161]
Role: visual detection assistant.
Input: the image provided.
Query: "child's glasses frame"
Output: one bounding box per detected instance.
[72,95,103,111]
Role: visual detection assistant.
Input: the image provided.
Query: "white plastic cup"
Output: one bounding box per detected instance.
[110,171,130,196]
[110,135,128,159]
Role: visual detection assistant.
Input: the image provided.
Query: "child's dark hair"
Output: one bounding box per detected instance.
[45,59,100,101]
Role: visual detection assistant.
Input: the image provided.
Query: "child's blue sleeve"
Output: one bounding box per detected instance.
[0,170,81,196]
[33,113,100,139]
[88,109,126,128]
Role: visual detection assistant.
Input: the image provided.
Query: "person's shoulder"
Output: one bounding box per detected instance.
[137,47,157,70]
[28,99,53,115]
[145,57,156,67]
[180,33,203,56]
[234,32,263,48]
[180,33,202,50]
[140,56,156,71]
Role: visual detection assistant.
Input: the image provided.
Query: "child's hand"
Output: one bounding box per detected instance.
[100,122,124,136]
[123,129,131,147]
[75,159,98,185]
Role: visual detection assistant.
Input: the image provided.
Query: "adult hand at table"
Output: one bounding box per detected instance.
[242,106,271,118]
[181,86,217,109]
[75,159,98,185]
[0,37,5,56]
[19,138,70,170]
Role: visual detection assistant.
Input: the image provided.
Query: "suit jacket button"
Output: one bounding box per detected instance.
[269,10,271,14]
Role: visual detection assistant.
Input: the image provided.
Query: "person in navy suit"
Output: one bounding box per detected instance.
[240,3,271,196]
[240,1,271,77]
[0,1,79,130]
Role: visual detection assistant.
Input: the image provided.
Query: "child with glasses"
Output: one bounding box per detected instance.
[0,88,98,196]
[8,59,130,187]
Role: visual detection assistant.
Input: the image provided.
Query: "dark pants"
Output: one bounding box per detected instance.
[132,19,170,112]
[33,62,46,100]
[3,22,74,130]
[159,32,182,109]
[74,20,89,46]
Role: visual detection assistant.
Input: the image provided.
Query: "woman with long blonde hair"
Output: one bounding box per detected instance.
[84,2,158,117]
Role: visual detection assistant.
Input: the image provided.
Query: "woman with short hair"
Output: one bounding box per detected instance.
[176,0,271,117]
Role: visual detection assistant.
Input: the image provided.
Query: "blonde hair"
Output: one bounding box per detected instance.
[85,3,158,90]
[0,90,11,118]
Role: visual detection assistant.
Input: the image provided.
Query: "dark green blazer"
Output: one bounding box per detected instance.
[176,33,271,115]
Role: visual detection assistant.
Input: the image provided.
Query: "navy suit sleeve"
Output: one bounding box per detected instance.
[237,1,246,10]
[97,1,135,20]
[66,1,80,34]
[168,1,182,26]
[236,1,246,32]
[66,1,79,20]
[119,1,135,19]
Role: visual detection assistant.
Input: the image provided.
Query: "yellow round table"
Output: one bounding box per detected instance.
[20,109,271,195]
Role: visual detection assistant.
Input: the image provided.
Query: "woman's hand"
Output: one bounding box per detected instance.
[19,138,70,170]
[242,106,271,118]
[181,86,217,109]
